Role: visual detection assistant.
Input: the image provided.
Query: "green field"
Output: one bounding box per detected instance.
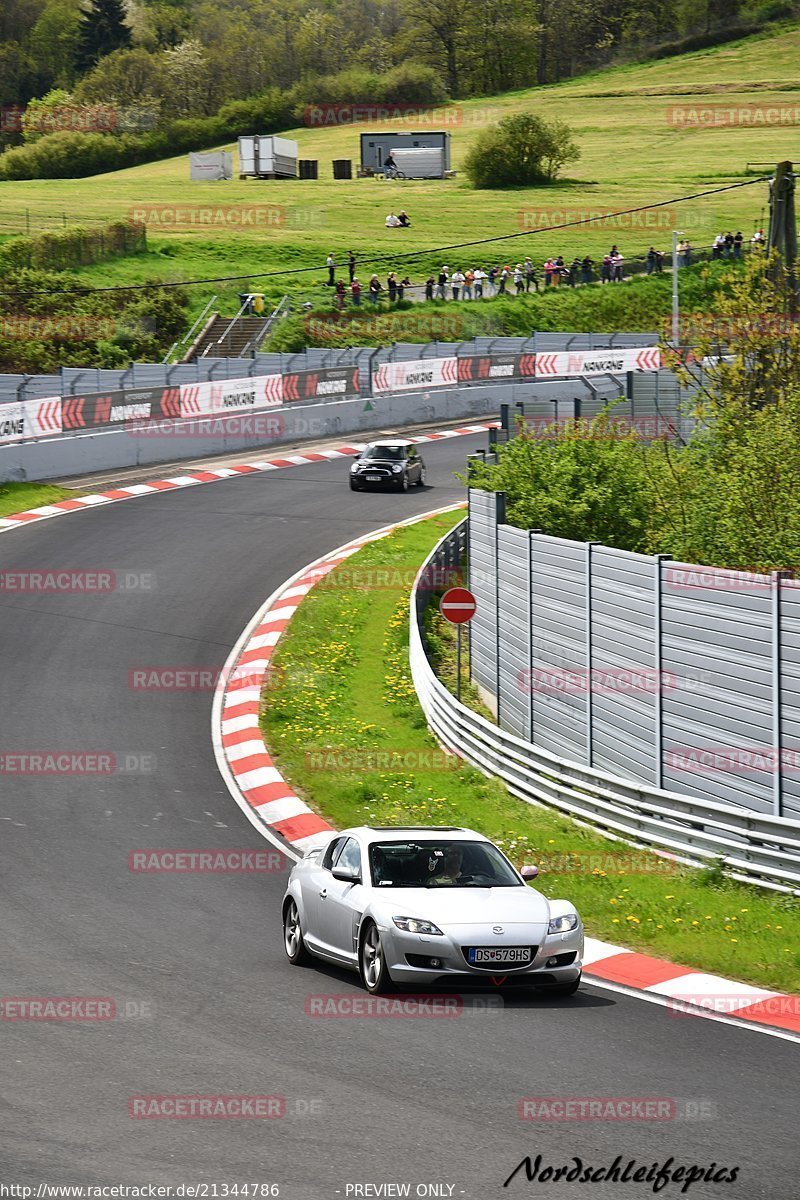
[2,25,799,318]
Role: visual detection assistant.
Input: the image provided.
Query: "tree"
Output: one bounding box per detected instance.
[75,0,131,73]
[463,112,579,189]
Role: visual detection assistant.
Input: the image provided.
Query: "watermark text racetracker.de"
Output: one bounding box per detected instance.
[516,206,703,232]
[667,103,800,127]
[0,570,156,595]
[303,103,502,127]
[128,205,324,230]
[517,1097,717,1122]
[127,414,287,441]
[128,849,287,873]
[0,751,156,776]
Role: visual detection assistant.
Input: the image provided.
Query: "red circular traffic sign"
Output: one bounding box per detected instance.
[439,586,477,624]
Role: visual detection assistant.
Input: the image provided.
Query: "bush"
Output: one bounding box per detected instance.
[463,113,580,189]
[0,220,146,270]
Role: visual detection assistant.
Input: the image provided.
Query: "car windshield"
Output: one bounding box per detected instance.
[368,840,521,888]
[362,445,406,461]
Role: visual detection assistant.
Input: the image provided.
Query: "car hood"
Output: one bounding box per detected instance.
[373,886,550,927]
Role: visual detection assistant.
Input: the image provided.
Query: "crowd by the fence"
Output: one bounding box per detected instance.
[318,230,766,308]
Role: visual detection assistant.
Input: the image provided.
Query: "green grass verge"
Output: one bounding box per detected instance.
[261,511,800,993]
[0,481,79,518]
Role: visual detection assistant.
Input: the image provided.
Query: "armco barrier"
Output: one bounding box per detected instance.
[410,521,800,893]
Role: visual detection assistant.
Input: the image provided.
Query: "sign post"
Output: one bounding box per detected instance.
[439,586,477,701]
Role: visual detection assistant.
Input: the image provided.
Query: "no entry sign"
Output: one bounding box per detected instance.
[440,586,477,624]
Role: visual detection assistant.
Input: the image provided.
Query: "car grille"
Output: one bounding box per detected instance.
[359,465,393,477]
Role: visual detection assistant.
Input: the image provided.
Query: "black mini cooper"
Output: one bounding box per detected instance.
[349,440,427,491]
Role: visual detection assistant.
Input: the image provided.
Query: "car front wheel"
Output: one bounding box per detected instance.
[284,898,310,965]
[349,478,360,491]
[398,471,409,492]
[542,975,581,998]
[359,921,394,994]
[416,466,426,487]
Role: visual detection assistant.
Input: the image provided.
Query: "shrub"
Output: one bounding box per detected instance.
[463,113,580,189]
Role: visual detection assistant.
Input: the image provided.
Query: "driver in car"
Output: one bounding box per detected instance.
[428,846,464,885]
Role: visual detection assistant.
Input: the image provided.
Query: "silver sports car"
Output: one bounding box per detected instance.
[282,825,583,995]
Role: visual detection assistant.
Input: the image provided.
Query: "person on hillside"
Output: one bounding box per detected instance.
[348,250,356,281]
[568,256,581,286]
[425,275,435,301]
[335,279,346,310]
[612,251,624,282]
[398,275,411,300]
[513,264,525,294]
[543,258,554,287]
[369,274,382,304]
[463,269,474,300]
[498,265,510,294]
[487,265,498,295]
[351,277,361,306]
[397,210,411,227]
[326,252,335,286]
[600,254,612,284]
[524,257,538,292]
[552,256,565,287]
[752,228,766,249]
[473,267,486,298]
[384,152,397,174]
[647,246,657,274]
[387,272,398,302]
[581,255,594,285]
[724,231,734,257]
[654,248,665,272]
[385,211,401,227]
[712,233,725,260]
[436,266,449,300]
[451,268,465,300]
[733,230,743,258]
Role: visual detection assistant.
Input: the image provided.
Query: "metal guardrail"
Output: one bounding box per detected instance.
[410,520,800,894]
[162,294,218,364]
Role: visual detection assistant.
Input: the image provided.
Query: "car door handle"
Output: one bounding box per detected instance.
[319,889,328,899]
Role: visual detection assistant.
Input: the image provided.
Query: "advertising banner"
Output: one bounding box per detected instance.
[60,387,183,431]
[534,347,661,377]
[373,357,458,394]
[180,375,283,418]
[0,396,63,444]
[283,366,360,403]
[457,353,537,383]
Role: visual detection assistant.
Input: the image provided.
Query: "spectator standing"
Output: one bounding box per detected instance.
[513,264,525,294]
[425,275,435,301]
[488,266,498,295]
[498,265,510,294]
[734,231,743,258]
[473,267,486,298]
[568,257,581,286]
[335,279,346,310]
[543,258,554,287]
[351,278,361,306]
[724,231,734,258]
[524,257,538,292]
[612,252,624,282]
[327,253,335,286]
[387,272,398,302]
[581,255,594,285]
[600,254,612,284]
[712,233,725,260]
[752,228,766,249]
[551,256,565,287]
[369,275,382,304]
[451,268,465,299]
[398,276,411,300]
[646,246,657,275]
[463,269,474,300]
[436,266,449,300]
[655,249,664,273]
[348,250,356,282]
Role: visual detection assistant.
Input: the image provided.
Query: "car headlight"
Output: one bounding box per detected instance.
[393,915,444,935]
[391,463,403,473]
[350,463,359,472]
[548,913,579,934]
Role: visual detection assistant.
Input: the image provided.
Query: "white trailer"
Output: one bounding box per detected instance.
[390,147,446,179]
[238,135,298,178]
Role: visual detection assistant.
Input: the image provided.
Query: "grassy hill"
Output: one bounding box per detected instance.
[1,24,798,318]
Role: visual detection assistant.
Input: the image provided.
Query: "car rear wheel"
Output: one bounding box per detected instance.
[359,921,394,994]
[283,899,310,965]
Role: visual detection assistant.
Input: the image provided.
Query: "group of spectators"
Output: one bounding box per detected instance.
[322,229,767,308]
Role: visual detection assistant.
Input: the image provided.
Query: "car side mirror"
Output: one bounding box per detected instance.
[332,864,361,884]
[520,865,539,880]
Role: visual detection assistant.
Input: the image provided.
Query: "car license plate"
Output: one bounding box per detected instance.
[366,474,381,481]
[468,947,531,965]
